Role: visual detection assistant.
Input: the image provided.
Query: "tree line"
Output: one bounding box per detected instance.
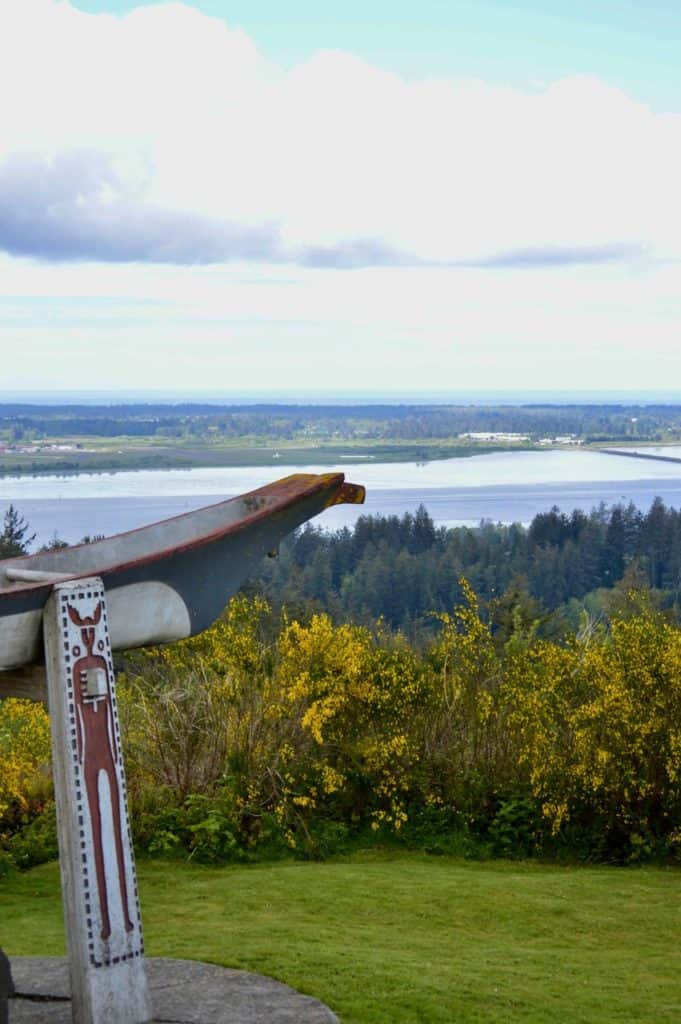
[253,499,681,635]
[3,401,681,441]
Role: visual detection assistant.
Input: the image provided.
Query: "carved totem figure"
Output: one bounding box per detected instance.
[68,602,134,941]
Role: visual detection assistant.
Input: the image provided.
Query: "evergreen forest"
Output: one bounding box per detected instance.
[253,498,681,637]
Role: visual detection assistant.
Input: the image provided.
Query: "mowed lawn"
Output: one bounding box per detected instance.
[1,852,679,1023]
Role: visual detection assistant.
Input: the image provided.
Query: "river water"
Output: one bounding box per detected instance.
[2,449,681,548]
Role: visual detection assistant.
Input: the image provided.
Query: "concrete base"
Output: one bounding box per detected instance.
[7,958,339,1024]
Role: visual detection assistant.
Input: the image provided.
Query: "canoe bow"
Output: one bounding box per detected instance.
[0,472,365,685]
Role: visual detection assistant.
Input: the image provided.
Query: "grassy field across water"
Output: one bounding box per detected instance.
[1,852,679,1023]
[0,440,520,477]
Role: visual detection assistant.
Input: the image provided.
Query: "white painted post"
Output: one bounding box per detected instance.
[43,577,152,1024]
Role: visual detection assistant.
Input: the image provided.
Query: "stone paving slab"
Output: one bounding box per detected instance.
[7,957,339,1024]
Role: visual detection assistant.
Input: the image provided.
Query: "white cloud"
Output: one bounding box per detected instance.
[1,1,681,394]
[1,1,680,266]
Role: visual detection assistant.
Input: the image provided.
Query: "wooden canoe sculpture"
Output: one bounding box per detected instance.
[1,472,365,1021]
[0,472,364,695]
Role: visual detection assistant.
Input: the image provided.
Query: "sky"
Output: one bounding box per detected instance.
[1,0,681,395]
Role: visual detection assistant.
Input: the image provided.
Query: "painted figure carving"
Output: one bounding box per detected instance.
[68,602,134,941]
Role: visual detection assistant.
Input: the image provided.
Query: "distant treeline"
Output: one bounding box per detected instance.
[3,402,681,440]
[252,499,681,634]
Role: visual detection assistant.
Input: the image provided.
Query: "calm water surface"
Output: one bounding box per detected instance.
[2,449,681,548]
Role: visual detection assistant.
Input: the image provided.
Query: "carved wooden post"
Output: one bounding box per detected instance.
[43,577,151,1024]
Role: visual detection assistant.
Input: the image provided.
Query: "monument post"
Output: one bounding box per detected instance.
[1,473,365,1021]
[43,577,151,1024]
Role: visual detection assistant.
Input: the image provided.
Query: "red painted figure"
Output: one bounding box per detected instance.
[68,603,134,941]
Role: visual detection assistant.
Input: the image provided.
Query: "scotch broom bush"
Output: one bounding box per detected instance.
[0,697,53,870]
[3,586,681,865]
[504,611,681,860]
[0,698,51,820]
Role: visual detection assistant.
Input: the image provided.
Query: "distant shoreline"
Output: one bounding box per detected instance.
[0,443,526,480]
[3,399,678,480]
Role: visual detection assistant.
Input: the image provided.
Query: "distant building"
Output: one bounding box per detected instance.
[458,431,530,442]
[538,436,583,446]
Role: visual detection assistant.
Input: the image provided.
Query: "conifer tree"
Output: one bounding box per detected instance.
[0,505,35,559]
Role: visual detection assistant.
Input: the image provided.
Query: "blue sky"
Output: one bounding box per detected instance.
[1,1,680,393]
[71,0,681,110]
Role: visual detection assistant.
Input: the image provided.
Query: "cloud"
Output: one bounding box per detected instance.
[299,239,413,269]
[467,243,647,269]
[0,2,679,268]
[0,149,424,266]
[0,150,283,263]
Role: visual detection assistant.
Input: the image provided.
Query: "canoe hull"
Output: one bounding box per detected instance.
[0,473,364,678]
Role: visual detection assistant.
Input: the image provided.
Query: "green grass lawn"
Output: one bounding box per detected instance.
[1,852,679,1023]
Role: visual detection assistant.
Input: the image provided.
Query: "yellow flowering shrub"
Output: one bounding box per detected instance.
[424,580,513,811]
[119,595,276,800]
[86,592,681,862]
[503,611,681,859]
[0,698,51,821]
[275,613,431,836]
